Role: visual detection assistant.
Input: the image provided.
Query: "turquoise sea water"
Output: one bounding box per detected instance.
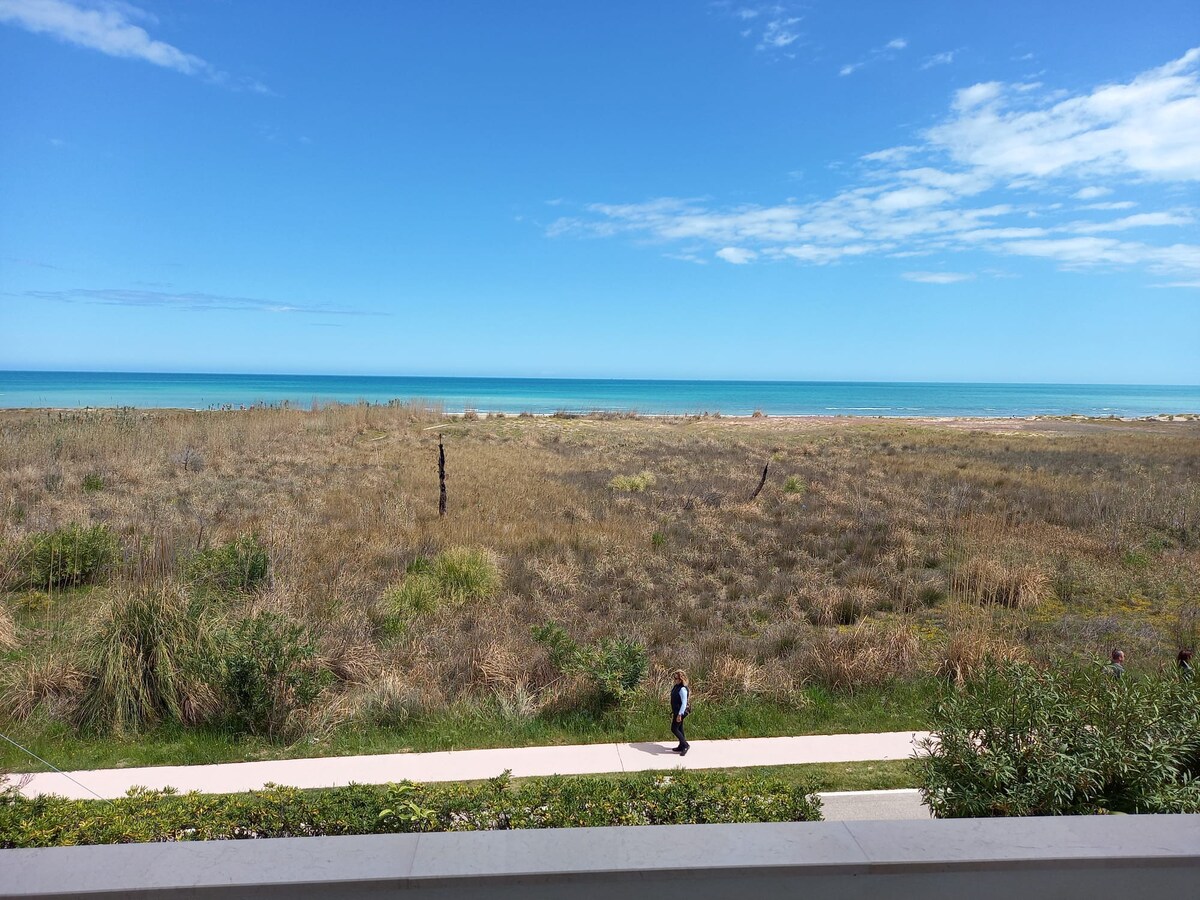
[1,371,1198,417]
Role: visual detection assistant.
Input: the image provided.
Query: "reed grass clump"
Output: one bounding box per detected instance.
[381,547,501,630]
[801,621,920,691]
[76,582,205,734]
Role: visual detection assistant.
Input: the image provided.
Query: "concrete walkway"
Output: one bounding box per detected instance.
[14,731,929,801]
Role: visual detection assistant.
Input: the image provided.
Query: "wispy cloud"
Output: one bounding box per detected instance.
[716,2,805,54]
[902,271,975,284]
[0,0,269,91]
[17,288,384,316]
[839,36,910,76]
[549,48,1200,283]
[920,50,957,70]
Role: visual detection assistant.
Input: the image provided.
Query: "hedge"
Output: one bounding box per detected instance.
[0,769,822,848]
[917,663,1200,817]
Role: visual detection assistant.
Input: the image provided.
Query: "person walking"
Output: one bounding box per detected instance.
[1177,649,1194,680]
[670,670,690,756]
[1107,649,1125,679]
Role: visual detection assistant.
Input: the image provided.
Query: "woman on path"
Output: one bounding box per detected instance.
[670,670,690,756]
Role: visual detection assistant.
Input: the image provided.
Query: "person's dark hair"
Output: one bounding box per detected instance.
[1178,649,1194,665]
[1110,649,1124,662]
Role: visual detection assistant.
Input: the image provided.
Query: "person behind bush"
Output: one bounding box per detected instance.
[1178,649,1194,680]
[670,669,690,756]
[1107,648,1125,678]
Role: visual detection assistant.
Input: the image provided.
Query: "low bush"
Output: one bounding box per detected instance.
[532,622,648,704]
[608,471,656,492]
[81,473,105,493]
[0,769,822,848]
[204,612,329,738]
[918,663,1200,817]
[186,534,270,594]
[7,524,117,590]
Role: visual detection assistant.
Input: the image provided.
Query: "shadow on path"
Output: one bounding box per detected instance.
[626,742,678,757]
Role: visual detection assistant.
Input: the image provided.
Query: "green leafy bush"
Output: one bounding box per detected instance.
[609,471,656,492]
[8,524,117,589]
[206,612,329,738]
[0,770,822,848]
[918,663,1200,817]
[82,473,105,493]
[783,476,806,494]
[186,534,270,594]
[532,622,648,704]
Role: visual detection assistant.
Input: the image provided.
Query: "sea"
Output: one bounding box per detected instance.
[1,371,1198,418]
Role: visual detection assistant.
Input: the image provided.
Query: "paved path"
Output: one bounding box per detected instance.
[819,788,929,821]
[14,731,929,801]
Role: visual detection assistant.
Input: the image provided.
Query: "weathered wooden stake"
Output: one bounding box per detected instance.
[749,461,769,501]
[438,435,447,516]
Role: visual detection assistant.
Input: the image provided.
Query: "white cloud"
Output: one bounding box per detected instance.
[839,63,860,77]
[0,0,206,73]
[928,47,1200,181]
[1072,211,1193,233]
[0,0,267,90]
[550,48,1200,283]
[716,247,758,264]
[1081,200,1136,210]
[921,50,957,70]
[902,271,975,283]
[886,38,907,50]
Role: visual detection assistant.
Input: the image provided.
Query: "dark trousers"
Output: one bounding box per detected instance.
[671,715,688,749]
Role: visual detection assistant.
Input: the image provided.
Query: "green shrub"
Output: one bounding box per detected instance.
[918,663,1200,817]
[206,612,329,738]
[532,622,648,705]
[608,471,656,492]
[82,473,105,493]
[76,583,206,734]
[783,476,806,494]
[186,534,270,594]
[9,524,117,590]
[381,548,500,632]
[0,770,822,848]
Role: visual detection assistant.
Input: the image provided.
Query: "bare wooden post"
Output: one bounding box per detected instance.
[438,435,447,517]
[749,461,769,501]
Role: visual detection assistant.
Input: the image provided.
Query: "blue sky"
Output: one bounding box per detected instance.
[1,0,1198,383]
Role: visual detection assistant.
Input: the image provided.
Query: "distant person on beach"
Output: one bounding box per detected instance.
[1178,649,1194,680]
[1107,649,1125,678]
[670,670,690,756]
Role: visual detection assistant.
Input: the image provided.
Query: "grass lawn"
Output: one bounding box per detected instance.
[1,679,934,772]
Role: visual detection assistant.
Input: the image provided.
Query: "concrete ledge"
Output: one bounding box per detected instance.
[3,816,1199,899]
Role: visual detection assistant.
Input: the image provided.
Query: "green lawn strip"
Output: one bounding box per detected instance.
[1,680,934,772]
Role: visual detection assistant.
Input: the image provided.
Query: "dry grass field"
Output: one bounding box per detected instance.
[1,405,1197,754]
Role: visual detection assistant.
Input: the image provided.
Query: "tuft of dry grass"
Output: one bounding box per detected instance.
[0,652,88,721]
[800,621,921,691]
[0,602,17,652]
